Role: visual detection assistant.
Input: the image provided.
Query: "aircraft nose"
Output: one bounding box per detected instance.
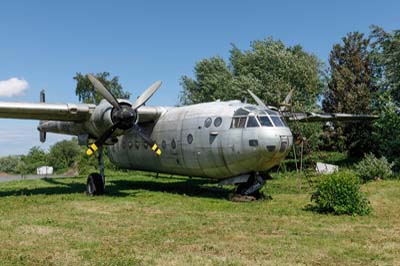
[258,127,293,160]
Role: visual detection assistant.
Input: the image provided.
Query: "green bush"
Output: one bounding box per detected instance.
[355,153,393,182]
[310,171,371,215]
[0,155,21,174]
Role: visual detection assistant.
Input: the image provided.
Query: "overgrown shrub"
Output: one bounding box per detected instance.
[355,153,393,182]
[371,94,400,171]
[310,171,371,215]
[0,155,21,174]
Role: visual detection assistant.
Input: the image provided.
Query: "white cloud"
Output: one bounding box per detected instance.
[0,77,29,97]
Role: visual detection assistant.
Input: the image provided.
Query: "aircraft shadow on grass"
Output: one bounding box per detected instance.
[0,175,232,200]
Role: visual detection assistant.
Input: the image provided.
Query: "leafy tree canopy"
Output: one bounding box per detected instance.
[371,92,400,170]
[0,155,21,174]
[181,37,324,110]
[74,72,130,104]
[323,32,376,113]
[370,25,400,104]
[21,146,48,173]
[322,32,376,155]
[48,139,80,170]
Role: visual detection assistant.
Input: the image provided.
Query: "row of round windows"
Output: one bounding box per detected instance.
[124,117,222,151]
[126,134,194,151]
[204,117,222,128]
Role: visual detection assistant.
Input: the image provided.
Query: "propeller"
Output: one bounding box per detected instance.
[279,89,294,112]
[247,89,294,112]
[87,74,121,110]
[247,90,267,109]
[86,74,162,156]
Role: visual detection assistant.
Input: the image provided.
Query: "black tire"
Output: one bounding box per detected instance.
[86,173,105,196]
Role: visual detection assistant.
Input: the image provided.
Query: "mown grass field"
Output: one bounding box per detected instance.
[0,169,399,266]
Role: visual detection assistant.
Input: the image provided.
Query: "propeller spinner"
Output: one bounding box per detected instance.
[86,74,162,156]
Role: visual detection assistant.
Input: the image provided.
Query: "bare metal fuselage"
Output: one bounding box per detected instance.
[108,101,293,179]
[7,99,293,180]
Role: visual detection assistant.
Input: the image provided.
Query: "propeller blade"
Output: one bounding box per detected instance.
[132,124,162,156]
[86,123,119,156]
[131,81,162,110]
[247,90,267,109]
[283,89,294,105]
[87,74,121,110]
[279,89,294,112]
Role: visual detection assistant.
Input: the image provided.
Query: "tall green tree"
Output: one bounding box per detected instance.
[0,155,21,174]
[322,32,376,155]
[181,37,324,110]
[180,57,234,105]
[370,25,400,103]
[21,146,48,173]
[74,72,130,104]
[371,92,400,170]
[48,139,80,170]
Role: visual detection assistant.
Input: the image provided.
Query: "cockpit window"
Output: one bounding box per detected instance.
[266,109,279,115]
[258,116,273,127]
[244,105,257,111]
[246,116,260,128]
[234,108,249,116]
[270,116,284,127]
[230,117,247,128]
[281,117,288,127]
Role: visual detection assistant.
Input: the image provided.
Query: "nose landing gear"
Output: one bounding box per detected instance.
[231,172,271,201]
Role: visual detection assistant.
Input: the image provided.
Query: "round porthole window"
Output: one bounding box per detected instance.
[214,117,222,127]
[171,139,176,149]
[204,117,212,128]
[162,140,167,149]
[187,134,193,144]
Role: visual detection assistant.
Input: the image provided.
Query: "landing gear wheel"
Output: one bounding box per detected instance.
[231,172,272,201]
[86,173,105,196]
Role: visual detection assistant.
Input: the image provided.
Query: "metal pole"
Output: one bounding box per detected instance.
[98,146,105,185]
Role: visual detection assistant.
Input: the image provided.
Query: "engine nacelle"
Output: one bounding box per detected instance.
[37,99,138,144]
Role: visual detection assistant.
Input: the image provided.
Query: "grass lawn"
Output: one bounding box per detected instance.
[0,171,399,265]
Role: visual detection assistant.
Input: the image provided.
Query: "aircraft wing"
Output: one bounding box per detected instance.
[0,101,95,121]
[0,101,169,123]
[284,112,379,122]
[136,106,171,123]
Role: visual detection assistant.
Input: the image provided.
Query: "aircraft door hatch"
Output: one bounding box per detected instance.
[181,113,202,175]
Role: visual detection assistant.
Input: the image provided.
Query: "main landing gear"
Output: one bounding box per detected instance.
[86,146,106,196]
[231,172,271,201]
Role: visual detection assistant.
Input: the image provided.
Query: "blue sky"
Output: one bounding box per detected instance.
[0,0,399,156]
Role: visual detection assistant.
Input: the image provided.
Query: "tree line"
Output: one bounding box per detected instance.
[0,139,117,175]
[1,25,399,174]
[180,25,400,170]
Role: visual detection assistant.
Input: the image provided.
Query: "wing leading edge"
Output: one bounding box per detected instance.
[0,101,95,121]
[0,101,169,123]
[284,112,379,122]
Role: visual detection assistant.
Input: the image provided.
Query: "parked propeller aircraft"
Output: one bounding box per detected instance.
[0,74,377,197]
